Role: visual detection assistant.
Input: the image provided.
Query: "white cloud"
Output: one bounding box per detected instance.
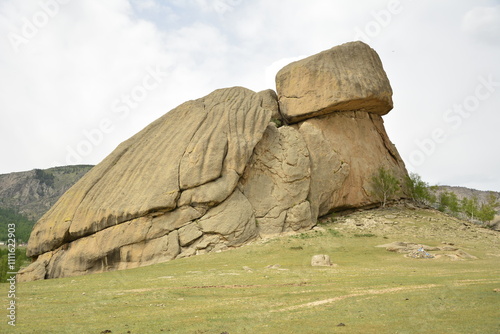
[462,5,500,43]
[0,0,172,169]
[0,0,499,192]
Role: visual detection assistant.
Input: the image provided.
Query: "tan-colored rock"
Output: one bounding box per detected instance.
[285,201,313,231]
[257,89,281,121]
[178,223,203,247]
[276,41,393,123]
[295,111,408,217]
[239,124,314,235]
[20,41,409,282]
[197,189,257,247]
[311,254,333,267]
[21,87,273,281]
[27,87,272,259]
[16,252,53,282]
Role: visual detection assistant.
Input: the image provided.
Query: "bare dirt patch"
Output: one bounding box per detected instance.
[273,284,440,312]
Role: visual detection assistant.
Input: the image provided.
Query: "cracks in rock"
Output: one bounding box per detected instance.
[361,185,371,198]
[333,160,348,175]
[178,104,210,193]
[63,144,134,247]
[282,95,303,100]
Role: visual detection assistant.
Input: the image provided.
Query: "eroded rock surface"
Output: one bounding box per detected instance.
[239,124,313,235]
[295,111,407,217]
[276,41,393,123]
[20,87,274,281]
[19,42,409,282]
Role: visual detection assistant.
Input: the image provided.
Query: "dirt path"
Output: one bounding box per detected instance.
[272,284,440,312]
[272,278,500,312]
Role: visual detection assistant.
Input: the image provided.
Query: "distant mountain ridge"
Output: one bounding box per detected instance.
[0,165,93,222]
[432,185,500,229]
[433,185,500,204]
[1,165,498,233]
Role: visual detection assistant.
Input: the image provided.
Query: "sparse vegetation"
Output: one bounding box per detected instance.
[326,228,342,237]
[270,118,283,127]
[438,191,460,214]
[404,173,499,225]
[371,167,400,207]
[0,247,30,282]
[0,207,35,243]
[34,168,55,187]
[353,233,377,238]
[477,193,499,223]
[405,172,436,205]
[4,206,498,333]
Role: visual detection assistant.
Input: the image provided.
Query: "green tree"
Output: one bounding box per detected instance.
[461,196,480,220]
[0,207,35,243]
[371,167,400,207]
[476,192,499,223]
[405,173,435,205]
[34,168,55,187]
[438,192,460,214]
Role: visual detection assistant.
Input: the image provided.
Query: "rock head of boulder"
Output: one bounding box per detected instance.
[276,41,393,123]
[18,41,408,282]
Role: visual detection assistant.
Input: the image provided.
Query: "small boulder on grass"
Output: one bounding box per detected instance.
[311,254,334,267]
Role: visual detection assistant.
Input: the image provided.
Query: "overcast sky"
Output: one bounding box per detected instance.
[1,0,499,191]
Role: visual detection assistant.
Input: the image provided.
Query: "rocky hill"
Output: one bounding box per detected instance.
[19,41,412,282]
[433,185,500,205]
[432,186,500,229]
[0,165,93,221]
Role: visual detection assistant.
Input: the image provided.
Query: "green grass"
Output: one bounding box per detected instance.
[353,233,377,238]
[2,208,499,333]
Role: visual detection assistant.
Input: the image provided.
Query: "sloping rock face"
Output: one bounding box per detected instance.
[19,42,408,282]
[294,111,407,218]
[239,124,313,235]
[276,41,393,123]
[277,41,407,217]
[20,87,274,281]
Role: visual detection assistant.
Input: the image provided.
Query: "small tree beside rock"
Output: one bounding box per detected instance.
[371,167,400,207]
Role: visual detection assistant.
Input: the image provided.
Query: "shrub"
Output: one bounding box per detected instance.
[438,192,460,214]
[371,167,400,207]
[34,168,55,187]
[476,193,499,223]
[405,173,436,205]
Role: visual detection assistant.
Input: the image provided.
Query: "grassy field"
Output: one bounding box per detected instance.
[2,206,499,333]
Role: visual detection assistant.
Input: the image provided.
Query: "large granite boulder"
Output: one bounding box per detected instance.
[294,111,407,218]
[19,87,274,281]
[239,124,313,235]
[19,42,409,282]
[276,41,393,123]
